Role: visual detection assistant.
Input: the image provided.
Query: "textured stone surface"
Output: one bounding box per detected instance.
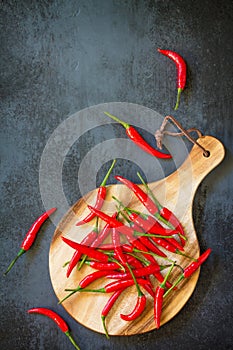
[1,1,233,349]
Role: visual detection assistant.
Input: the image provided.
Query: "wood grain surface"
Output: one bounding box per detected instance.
[49,136,224,336]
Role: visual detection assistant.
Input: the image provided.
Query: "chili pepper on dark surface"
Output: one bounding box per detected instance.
[158,48,186,110]
[154,262,175,329]
[76,159,116,226]
[104,112,172,159]
[27,307,80,350]
[164,248,212,297]
[4,207,57,275]
[66,228,98,278]
[101,289,124,338]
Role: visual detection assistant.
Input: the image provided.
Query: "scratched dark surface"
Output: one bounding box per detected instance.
[1,1,233,349]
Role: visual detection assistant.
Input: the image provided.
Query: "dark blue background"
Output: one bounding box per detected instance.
[1,1,232,349]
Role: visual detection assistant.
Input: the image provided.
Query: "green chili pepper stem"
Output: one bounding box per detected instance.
[177,251,197,261]
[63,260,70,268]
[127,252,150,266]
[160,261,176,289]
[109,257,126,272]
[163,274,184,298]
[174,88,182,111]
[137,172,162,211]
[133,249,175,263]
[100,159,116,187]
[78,218,99,270]
[101,316,110,339]
[65,331,81,350]
[134,232,175,239]
[126,262,143,296]
[77,254,87,271]
[4,248,25,275]
[104,112,130,130]
[58,288,81,304]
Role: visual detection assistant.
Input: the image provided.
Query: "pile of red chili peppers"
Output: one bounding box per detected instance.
[60,172,212,338]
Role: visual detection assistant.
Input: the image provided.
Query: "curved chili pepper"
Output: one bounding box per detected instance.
[158,48,186,110]
[27,308,80,349]
[76,159,116,226]
[164,248,212,297]
[101,289,124,338]
[154,262,175,329]
[104,112,171,159]
[120,293,146,321]
[66,229,98,278]
[4,207,57,275]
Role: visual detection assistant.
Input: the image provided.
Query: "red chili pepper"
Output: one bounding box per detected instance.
[101,289,124,338]
[59,269,117,304]
[4,207,57,275]
[154,262,175,329]
[78,278,151,294]
[87,205,137,238]
[85,261,121,270]
[120,294,147,321]
[66,229,98,278]
[106,264,161,280]
[76,159,116,226]
[158,48,186,110]
[164,248,212,297]
[114,176,159,216]
[104,112,171,159]
[160,207,186,246]
[91,213,117,248]
[61,236,109,263]
[112,228,127,266]
[27,308,80,349]
[137,171,187,247]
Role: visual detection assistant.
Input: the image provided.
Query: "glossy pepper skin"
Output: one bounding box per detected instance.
[158,48,186,110]
[4,207,57,275]
[120,294,146,321]
[104,112,172,159]
[27,308,80,350]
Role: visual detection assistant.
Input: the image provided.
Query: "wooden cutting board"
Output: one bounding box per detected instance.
[49,135,224,336]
